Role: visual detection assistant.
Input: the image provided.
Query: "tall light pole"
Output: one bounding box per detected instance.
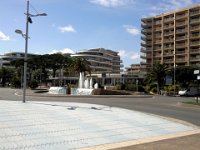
[174,50,176,96]
[15,0,47,103]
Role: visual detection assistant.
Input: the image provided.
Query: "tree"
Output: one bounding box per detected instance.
[0,67,15,87]
[169,66,199,88]
[69,57,91,75]
[145,63,168,93]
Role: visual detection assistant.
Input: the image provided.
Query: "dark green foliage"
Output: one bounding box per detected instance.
[28,80,38,89]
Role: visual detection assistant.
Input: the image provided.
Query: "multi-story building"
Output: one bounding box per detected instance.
[125,64,146,77]
[141,4,200,68]
[71,48,123,74]
[0,52,37,68]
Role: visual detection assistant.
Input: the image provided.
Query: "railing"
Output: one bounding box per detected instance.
[190,41,200,45]
[190,18,200,23]
[176,14,188,19]
[176,43,186,47]
[164,31,174,36]
[190,25,200,30]
[176,21,187,26]
[164,17,174,22]
[190,34,200,38]
[176,58,186,62]
[190,49,200,53]
[190,10,200,16]
[164,24,174,29]
[164,38,174,42]
[176,36,187,40]
[176,29,187,33]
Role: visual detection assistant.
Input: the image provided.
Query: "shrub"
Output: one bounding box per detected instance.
[28,80,38,89]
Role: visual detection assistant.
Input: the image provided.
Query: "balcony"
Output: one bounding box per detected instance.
[176,14,188,20]
[176,50,187,55]
[164,38,174,43]
[176,21,187,27]
[141,22,153,28]
[190,10,200,16]
[176,57,186,62]
[154,20,162,25]
[164,31,174,36]
[141,29,152,34]
[176,43,187,48]
[153,46,162,51]
[190,25,200,31]
[176,28,187,34]
[163,24,174,29]
[140,48,152,53]
[176,36,187,41]
[140,54,152,59]
[164,17,174,23]
[154,27,162,31]
[164,45,174,49]
[154,40,162,44]
[141,42,152,46]
[190,18,200,24]
[163,59,174,63]
[163,51,173,56]
[190,33,200,39]
[190,49,200,54]
[189,57,200,61]
[190,41,200,46]
[141,35,152,41]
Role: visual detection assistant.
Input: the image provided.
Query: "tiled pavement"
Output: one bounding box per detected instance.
[0,100,199,150]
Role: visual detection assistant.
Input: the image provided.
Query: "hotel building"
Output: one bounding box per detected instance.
[71,48,123,74]
[141,4,200,68]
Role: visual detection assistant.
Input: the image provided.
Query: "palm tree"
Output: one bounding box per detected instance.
[146,63,168,93]
[70,57,91,75]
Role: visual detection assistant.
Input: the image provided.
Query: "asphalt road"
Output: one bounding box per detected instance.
[1,88,200,126]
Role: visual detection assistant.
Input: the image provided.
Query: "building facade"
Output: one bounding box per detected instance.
[71,48,123,74]
[141,4,200,68]
[0,52,37,68]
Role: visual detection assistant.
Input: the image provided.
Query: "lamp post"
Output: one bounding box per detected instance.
[174,51,176,96]
[15,0,47,103]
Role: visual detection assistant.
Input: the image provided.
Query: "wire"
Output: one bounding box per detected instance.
[29,2,39,14]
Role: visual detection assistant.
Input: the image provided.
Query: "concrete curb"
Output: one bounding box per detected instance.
[15,90,153,98]
[77,129,200,150]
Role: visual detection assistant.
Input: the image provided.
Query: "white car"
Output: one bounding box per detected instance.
[178,87,199,96]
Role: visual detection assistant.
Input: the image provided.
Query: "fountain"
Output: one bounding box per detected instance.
[71,72,96,95]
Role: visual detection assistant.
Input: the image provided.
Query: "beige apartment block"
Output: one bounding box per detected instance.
[141,4,200,68]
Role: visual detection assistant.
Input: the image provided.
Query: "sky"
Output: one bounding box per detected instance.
[0,0,200,68]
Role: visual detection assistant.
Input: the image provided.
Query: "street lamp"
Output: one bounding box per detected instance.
[174,50,176,96]
[15,0,47,103]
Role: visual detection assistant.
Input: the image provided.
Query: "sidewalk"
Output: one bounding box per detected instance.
[0,100,199,150]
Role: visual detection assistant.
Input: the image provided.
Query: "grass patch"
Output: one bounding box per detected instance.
[183,102,200,106]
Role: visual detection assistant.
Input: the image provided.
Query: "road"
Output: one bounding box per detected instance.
[1,88,200,126]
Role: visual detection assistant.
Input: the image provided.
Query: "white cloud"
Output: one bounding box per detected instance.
[150,0,195,16]
[130,53,140,60]
[58,25,76,33]
[49,48,75,54]
[0,31,10,41]
[123,25,140,36]
[118,50,128,58]
[90,0,135,7]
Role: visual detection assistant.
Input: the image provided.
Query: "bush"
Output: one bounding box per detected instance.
[28,80,38,89]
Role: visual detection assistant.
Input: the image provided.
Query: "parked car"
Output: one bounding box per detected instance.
[178,87,199,96]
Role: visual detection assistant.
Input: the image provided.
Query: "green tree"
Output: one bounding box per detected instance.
[170,66,199,88]
[0,67,15,87]
[145,63,168,93]
[69,57,91,75]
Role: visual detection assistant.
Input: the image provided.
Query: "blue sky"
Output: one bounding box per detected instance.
[0,0,200,68]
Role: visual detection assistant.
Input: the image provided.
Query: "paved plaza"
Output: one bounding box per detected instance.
[0,100,199,150]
